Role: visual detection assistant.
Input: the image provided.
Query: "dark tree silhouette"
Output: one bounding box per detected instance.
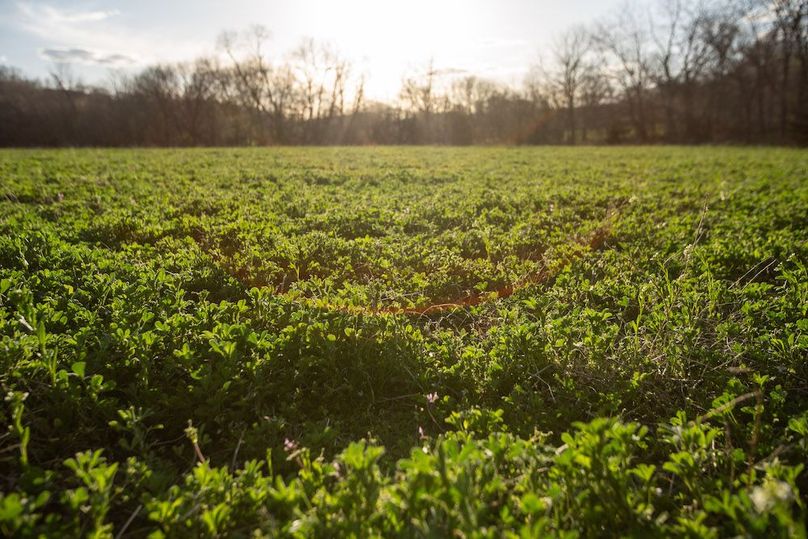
[1,0,805,146]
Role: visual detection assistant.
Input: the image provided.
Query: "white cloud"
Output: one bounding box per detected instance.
[13,2,208,67]
[40,47,134,66]
[41,47,94,62]
[39,6,120,24]
[432,67,469,77]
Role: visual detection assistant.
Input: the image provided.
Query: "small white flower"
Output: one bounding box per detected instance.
[751,480,793,513]
[283,438,298,452]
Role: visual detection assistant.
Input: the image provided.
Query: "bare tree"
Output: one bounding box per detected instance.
[549,25,591,144]
[594,3,655,141]
[218,25,294,142]
[291,39,357,141]
[651,0,712,140]
[131,65,183,144]
[700,3,745,139]
[50,62,80,112]
[49,62,82,141]
[450,76,498,115]
[3,9,808,147]
[579,59,613,142]
[176,58,219,144]
[772,0,807,138]
[400,59,437,115]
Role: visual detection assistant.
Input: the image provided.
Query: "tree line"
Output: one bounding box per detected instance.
[1,0,806,146]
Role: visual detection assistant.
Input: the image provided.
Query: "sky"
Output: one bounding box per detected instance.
[0,0,624,101]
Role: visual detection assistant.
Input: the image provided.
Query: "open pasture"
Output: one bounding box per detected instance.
[1,147,807,536]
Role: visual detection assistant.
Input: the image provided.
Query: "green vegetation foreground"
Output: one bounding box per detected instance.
[1,147,807,537]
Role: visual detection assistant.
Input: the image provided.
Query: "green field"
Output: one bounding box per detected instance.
[1,147,807,536]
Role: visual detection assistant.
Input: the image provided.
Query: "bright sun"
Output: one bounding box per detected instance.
[276,0,492,101]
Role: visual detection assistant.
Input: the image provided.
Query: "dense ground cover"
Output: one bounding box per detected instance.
[1,147,807,537]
